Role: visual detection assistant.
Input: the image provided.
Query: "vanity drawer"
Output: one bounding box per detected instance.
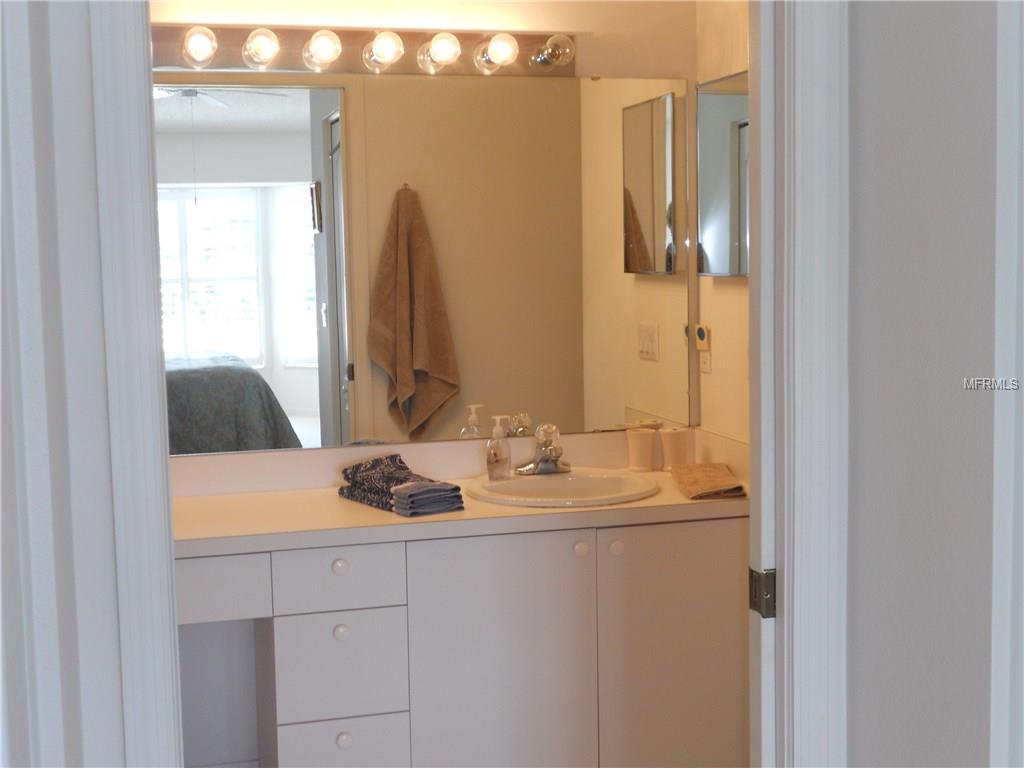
[272,543,406,615]
[274,606,409,724]
[175,553,272,624]
[277,712,411,767]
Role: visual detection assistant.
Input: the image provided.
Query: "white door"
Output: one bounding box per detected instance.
[406,529,599,767]
[749,2,777,764]
[309,89,348,446]
[596,520,748,767]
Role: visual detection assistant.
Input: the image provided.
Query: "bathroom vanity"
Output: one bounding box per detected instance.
[174,474,749,768]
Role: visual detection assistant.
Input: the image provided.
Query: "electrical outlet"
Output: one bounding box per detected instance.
[694,324,711,351]
[638,324,660,361]
[700,350,712,373]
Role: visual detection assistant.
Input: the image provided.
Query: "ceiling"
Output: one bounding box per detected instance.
[152,86,311,132]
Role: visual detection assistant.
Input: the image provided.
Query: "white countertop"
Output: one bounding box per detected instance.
[174,470,749,558]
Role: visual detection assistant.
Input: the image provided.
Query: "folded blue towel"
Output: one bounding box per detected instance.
[393,500,465,517]
[338,454,464,514]
[392,479,462,500]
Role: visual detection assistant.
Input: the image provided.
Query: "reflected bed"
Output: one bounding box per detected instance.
[166,355,301,455]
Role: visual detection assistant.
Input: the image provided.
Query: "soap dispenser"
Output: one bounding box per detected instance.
[459,404,484,439]
[485,416,511,480]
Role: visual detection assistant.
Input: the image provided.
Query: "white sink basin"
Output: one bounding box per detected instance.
[464,468,659,508]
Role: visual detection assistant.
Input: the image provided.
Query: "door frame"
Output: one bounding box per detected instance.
[990,2,1024,764]
[751,2,850,765]
[8,1,954,765]
[2,2,181,764]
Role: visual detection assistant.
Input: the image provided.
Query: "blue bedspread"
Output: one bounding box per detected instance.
[166,355,301,455]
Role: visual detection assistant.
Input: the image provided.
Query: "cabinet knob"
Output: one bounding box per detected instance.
[574,541,590,557]
[332,624,350,641]
[335,731,353,749]
[609,540,625,556]
[331,558,350,575]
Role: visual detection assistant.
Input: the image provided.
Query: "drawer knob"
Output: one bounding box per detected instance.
[335,731,353,749]
[332,624,350,641]
[574,541,590,557]
[609,540,625,556]
[331,558,350,575]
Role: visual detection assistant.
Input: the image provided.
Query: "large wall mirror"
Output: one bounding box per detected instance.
[154,72,693,455]
[696,71,748,276]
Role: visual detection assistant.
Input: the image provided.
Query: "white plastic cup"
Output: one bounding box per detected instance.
[627,428,658,471]
[659,427,687,470]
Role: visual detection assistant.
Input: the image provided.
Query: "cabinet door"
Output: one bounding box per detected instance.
[597,519,748,767]
[407,529,598,767]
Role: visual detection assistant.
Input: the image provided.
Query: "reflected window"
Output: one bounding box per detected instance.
[157,184,316,368]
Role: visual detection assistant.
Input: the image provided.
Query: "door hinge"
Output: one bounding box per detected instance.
[749,567,777,619]
[346,363,355,382]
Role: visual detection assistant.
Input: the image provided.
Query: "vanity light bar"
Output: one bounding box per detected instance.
[152,25,576,77]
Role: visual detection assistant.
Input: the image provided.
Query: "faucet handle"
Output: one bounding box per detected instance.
[535,423,561,446]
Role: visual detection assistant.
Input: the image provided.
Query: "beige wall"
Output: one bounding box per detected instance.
[347,76,584,442]
[695,1,749,85]
[580,78,690,430]
[696,0,749,444]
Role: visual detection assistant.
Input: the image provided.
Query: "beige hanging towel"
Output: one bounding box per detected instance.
[369,186,460,437]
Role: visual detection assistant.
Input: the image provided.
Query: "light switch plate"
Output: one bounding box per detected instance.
[638,324,660,361]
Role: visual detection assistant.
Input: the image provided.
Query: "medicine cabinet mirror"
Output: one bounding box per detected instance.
[622,93,682,275]
[696,71,749,276]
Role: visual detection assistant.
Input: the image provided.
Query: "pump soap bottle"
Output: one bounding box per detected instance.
[485,416,512,480]
[459,404,484,439]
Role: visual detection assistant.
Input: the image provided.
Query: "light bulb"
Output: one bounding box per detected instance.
[531,33,575,68]
[429,32,461,65]
[362,30,404,72]
[417,32,461,74]
[242,27,280,70]
[303,29,342,71]
[182,26,217,69]
[486,33,518,66]
[474,33,519,75]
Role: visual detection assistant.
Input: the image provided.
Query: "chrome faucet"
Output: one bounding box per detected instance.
[514,423,571,475]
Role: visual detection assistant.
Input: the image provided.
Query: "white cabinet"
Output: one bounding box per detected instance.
[177,512,749,768]
[407,529,599,767]
[273,606,409,725]
[596,519,748,767]
[277,712,411,767]
[175,553,272,625]
[272,543,406,616]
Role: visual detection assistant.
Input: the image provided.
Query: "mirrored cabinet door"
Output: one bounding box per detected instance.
[696,71,749,276]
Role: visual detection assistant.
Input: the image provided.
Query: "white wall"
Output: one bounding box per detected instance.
[848,3,997,764]
[580,78,691,430]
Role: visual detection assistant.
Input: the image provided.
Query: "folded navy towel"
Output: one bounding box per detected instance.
[338,454,464,514]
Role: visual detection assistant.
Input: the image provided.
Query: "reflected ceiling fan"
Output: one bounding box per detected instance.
[152,86,289,109]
